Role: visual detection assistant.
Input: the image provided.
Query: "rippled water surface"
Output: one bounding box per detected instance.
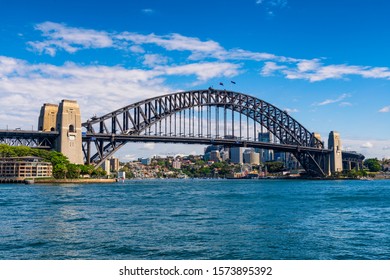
[1,179,390,259]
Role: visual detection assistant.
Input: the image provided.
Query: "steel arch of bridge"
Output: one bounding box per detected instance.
[82,89,329,176]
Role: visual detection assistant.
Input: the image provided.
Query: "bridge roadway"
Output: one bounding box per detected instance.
[0,129,330,153]
[1,129,366,159]
[0,130,59,137]
[83,133,331,154]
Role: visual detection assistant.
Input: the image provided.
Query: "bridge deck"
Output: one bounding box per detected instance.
[83,133,331,154]
[0,130,59,137]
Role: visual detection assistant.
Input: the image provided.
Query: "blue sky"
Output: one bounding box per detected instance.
[0,0,389,160]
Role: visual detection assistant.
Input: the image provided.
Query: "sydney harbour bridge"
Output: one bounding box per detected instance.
[0,89,364,177]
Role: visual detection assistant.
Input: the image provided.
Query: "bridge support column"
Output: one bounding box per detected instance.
[328,131,343,174]
[55,100,83,164]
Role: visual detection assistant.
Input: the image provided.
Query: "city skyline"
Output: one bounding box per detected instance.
[1,0,389,160]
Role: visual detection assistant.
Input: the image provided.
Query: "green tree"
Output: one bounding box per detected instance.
[53,163,68,179]
[67,164,82,179]
[80,164,95,176]
[265,161,284,173]
[92,167,107,177]
[364,158,381,172]
[0,144,18,157]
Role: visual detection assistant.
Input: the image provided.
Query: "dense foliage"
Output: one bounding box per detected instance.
[0,144,106,179]
[364,158,381,172]
[264,161,285,173]
[181,160,235,178]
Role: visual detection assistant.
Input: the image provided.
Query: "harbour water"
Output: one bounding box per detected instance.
[1,179,389,260]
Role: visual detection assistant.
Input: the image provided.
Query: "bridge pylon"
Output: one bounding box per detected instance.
[55,100,83,164]
[38,103,58,131]
[328,131,343,174]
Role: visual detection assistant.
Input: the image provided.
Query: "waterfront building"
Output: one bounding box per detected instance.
[0,157,52,178]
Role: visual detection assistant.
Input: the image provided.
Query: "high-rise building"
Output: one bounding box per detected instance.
[258,132,274,163]
[243,150,260,165]
[230,147,244,164]
[102,159,111,176]
[210,150,221,162]
[258,132,273,143]
[109,157,119,172]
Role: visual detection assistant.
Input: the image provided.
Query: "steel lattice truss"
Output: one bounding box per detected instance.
[0,130,57,149]
[83,89,329,176]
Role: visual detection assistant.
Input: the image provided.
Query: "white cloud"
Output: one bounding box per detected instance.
[342,139,390,159]
[261,61,287,76]
[129,45,145,53]
[0,56,243,130]
[28,22,294,64]
[361,142,374,149]
[379,106,390,113]
[269,60,390,82]
[313,93,350,106]
[284,108,298,113]
[28,21,113,56]
[141,9,155,14]
[0,56,165,128]
[339,102,352,107]
[256,0,288,8]
[141,143,156,150]
[124,154,137,161]
[117,32,225,58]
[160,62,240,81]
[341,137,390,158]
[27,22,390,83]
[297,59,321,72]
[143,54,168,67]
[224,49,280,61]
